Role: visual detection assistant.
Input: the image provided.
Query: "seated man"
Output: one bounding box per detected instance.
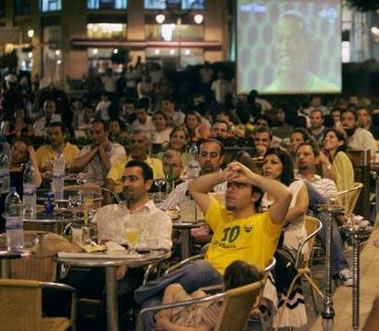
[33,99,61,137]
[73,119,126,187]
[106,129,164,195]
[161,149,185,191]
[59,160,172,325]
[135,161,292,330]
[35,122,80,174]
[296,142,353,286]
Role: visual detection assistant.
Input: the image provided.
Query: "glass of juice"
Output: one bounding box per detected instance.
[125,227,140,255]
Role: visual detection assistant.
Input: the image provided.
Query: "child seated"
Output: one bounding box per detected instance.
[155,260,263,331]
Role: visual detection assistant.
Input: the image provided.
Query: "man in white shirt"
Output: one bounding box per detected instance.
[73,119,126,186]
[131,99,154,132]
[296,142,353,286]
[341,109,377,159]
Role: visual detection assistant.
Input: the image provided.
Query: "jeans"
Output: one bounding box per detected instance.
[305,182,349,276]
[134,260,223,331]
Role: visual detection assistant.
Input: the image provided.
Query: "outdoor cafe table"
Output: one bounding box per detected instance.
[55,248,171,331]
[173,221,205,260]
[0,249,30,278]
[37,189,103,205]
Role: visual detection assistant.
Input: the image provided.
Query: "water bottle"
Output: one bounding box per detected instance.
[5,187,24,250]
[23,163,37,218]
[52,153,65,200]
[187,143,200,179]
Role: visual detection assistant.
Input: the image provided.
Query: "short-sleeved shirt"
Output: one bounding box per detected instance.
[204,200,283,274]
[36,143,80,171]
[79,143,126,186]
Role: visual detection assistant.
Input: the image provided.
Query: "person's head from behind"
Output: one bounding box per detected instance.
[223,260,263,291]
[162,149,183,181]
[43,99,56,119]
[91,119,108,145]
[263,148,294,186]
[275,11,313,75]
[123,160,153,203]
[10,139,29,166]
[341,109,358,136]
[310,109,324,130]
[199,139,224,175]
[47,122,66,148]
[289,128,310,154]
[169,126,189,151]
[295,142,319,175]
[211,120,229,140]
[130,129,150,160]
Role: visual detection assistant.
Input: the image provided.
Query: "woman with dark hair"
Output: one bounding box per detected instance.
[289,128,312,157]
[155,260,263,331]
[151,111,172,146]
[261,147,309,328]
[322,128,354,192]
[161,126,190,166]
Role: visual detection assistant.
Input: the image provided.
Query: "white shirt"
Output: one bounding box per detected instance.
[296,173,337,200]
[349,128,377,157]
[93,200,172,250]
[33,114,61,137]
[160,179,227,210]
[131,115,154,132]
[79,143,126,186]
[150,128,172,145]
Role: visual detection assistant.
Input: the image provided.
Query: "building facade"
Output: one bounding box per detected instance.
[0,0,229,88]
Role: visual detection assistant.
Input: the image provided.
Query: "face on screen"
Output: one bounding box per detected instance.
[275,17,310,74]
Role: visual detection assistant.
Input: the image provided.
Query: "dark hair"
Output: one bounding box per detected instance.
[297,141,320,156]
[47,121,66,134]
[200,139,225,156]
[92,119,108,131]
[135,97,150,111]
[109,118,126,131]
[212,119,229,130]
[310,109,324,118]
[125,160,153,181]
[153,111,168,122]
[254,114,272,127]
[264,148,294,186]
[253,126,273,140]
[341,109,358,121]
[323,128,347,158]
[290,128,311,143]
[223,260,263,291]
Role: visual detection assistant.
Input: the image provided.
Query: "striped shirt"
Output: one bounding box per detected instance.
[296,173,337,200]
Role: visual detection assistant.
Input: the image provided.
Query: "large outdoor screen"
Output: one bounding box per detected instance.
[236,0,341,94]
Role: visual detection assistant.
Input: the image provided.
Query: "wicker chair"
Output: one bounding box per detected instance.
[0,279,76,331]
[336,182,363,220]
[136,279,265,331]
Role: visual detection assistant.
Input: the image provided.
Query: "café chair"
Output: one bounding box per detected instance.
[0,231,57,282]
[278,216,323,315]
[136,279,265,331]
[64,184,121,207]
[0,279,76,331]
[336,182,363,221]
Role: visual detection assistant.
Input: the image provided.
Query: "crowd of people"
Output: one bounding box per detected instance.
[0,60,378,330]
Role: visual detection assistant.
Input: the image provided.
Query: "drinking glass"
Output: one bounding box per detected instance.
[83,193,94,225]
[125,227,140,256]
[77,173,88,185]
[154,177,166,202]
[68,194,82,221]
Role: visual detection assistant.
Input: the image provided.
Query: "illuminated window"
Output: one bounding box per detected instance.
[88,0,127,9]
[41,0,62,12]
[144,0,204,10]
[15,0,32,15]
[145,24,203,41]
[87,23,127,39]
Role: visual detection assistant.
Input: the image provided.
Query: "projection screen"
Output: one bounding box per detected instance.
[236,0,341,94]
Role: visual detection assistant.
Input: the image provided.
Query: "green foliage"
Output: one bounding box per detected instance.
[345,0,379,11]
[0,50,18,71]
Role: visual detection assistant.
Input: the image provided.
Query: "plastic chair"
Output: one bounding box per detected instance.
[279,216,323,314]
[135,279,265,331]
[0,279,77,331]
[336,182,363,220]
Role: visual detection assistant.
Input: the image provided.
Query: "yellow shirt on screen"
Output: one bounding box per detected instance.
[107,155,164,192]
[36,143,80,171]
[204,200,283,274]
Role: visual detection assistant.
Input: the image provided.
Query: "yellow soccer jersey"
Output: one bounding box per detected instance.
[204,200,283,274]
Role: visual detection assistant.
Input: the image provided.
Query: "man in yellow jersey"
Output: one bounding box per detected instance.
[135,161,291,329]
